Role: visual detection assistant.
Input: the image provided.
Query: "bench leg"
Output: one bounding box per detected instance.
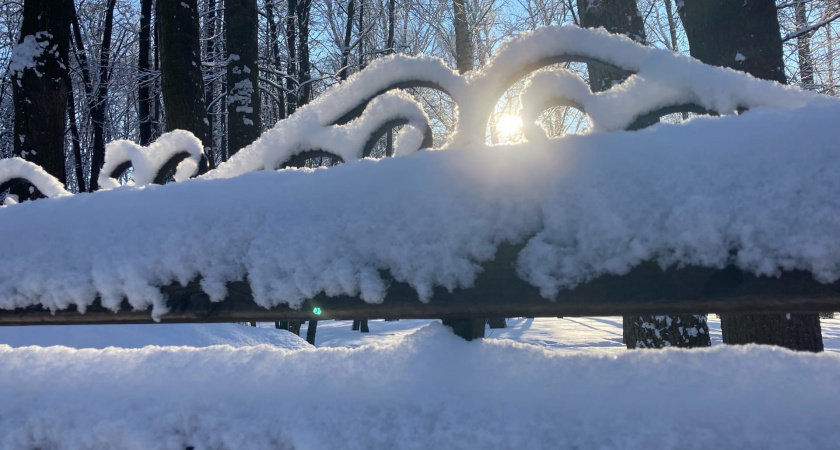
[442,318,485,341]
[306,320,318,345]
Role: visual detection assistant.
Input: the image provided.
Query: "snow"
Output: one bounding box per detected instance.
[0,157,70,199]
[204,26,830,180]
[2,103,840,317]
[212,89,432,176]
[4,26,831,190]
[2,319,840,449]
[97,130,204,189]
[9,32,52,79]
[1,24,840,319]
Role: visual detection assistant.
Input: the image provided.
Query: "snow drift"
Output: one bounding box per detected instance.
[1,323,839,449]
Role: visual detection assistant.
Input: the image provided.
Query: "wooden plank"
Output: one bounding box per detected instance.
[2,243,840,325]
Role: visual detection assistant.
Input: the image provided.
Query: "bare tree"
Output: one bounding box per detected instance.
[88,0,117,191]
[12,0,71,200]
[226,0,262,155]
[157,0,209,150]
[138,0,154,147]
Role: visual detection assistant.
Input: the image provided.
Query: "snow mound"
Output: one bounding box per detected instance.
[1,323,838,449]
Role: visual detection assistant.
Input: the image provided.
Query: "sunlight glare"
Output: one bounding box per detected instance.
[496,114,523,143]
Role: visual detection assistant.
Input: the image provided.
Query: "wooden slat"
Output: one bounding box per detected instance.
[2,244,840,325]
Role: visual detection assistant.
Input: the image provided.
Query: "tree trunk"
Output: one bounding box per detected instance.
[385,0,395,156]
[226,0,261,156]
[663,0,680,52]
[265,0,286,120]
[66,71,85,192]
[88,0,117,191]
[662,0,688,120]
[442,318,485,341]
[721,314,823,352]
[153,19,162,139]
[285,0,298,115]
[296,0,312,107]
[357,0,366,70]
[488,318,507,329]
[623,315,711,349]
[578,0,710,349]
[12,0,71,200]
[288,319,302,336]
[139,0,154,146]
[339,0,355,82]
[452,0,473,74]
[678,0,786,83]
[68,1,95,191]
[576,0,646,91]
[679,0,822,352]
[795,0,815,89]
[156,0,209,148]
[203,0,217,168]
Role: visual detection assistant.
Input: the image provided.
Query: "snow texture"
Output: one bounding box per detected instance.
[98,130,204,189]
[1,103,840,316]
[1,322,840,449]
[1,25,840,317]
[5,26,829,188]
[206,26,830,179]
[213,90,433,177]
[0,157,70,199]
[9,32,52,79]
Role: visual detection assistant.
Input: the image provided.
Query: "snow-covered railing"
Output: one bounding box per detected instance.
[3,26,828,194]
[2,26,840,334]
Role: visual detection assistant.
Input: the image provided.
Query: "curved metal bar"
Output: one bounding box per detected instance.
[0,177,44,200]
[361,118,434,158]
[152,151,193,185]
[465,55,634,146]
[626,104,720,131]
[332,57,630,143]
[0,177,29,194]
[330,80,454,127]
[522,99,589,141]
[109,160,133,182]
[281,150,346,169]
[496,55,632,96]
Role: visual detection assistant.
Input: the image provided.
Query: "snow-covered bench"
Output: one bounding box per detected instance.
[2,26,840,339]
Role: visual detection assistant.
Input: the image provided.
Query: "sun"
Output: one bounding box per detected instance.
[496,114,523,142]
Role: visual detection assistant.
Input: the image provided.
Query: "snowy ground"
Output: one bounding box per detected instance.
[5,315,839,353]
[285,315,840,354]
[2,317,840,449]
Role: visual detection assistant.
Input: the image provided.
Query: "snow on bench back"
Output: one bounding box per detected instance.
[1,25,839,318]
